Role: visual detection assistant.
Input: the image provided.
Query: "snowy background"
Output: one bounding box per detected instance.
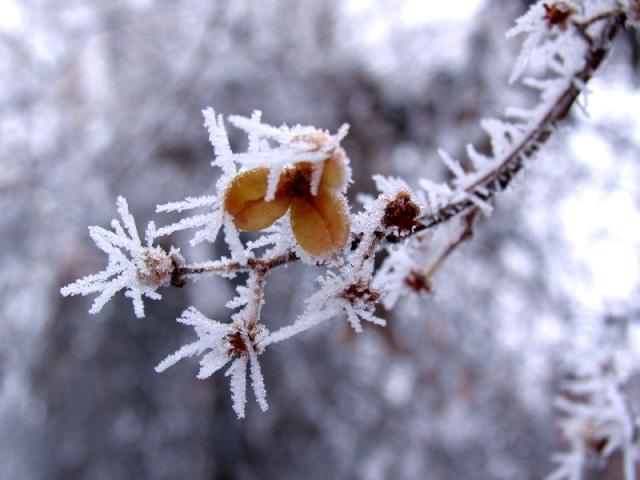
[1,0,640,478]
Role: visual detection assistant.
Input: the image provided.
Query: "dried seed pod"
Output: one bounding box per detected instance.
[381,190,421,235]
[224,168,291,231]
[319,150,349,192]
[279,163,313,197]
[290,187,350,257]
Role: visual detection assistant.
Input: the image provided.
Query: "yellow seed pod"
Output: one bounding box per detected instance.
[224,168,291,231]
[290,187,350,257]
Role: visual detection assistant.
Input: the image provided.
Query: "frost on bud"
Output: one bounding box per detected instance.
[226,324,266,358]
[337,277,385,332]
[340,279,382,305]
[542,2,577,30]
[155,307,269,418]
[224,168,290,231]
[60,196,183,318]
[135,248,184,289]
[381,191,422,236]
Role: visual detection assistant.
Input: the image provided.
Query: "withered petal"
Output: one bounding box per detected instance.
[225,167,291,231]
[290,187,349,257]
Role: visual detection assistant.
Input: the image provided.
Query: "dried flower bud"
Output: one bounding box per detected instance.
[340,280,381,305]
[543,2,577,30]
[290,187,350,257]
[226,324,266,358]
[136,248,178,288]
[223,154,351,257]
[224,168,291,231]
[278,163,314,197]
[381,191,421,235]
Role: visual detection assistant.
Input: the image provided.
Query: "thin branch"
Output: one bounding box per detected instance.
[403,208,478,295]
[246,271,268,331]
[172,251,297,282]
[423,207,478,281]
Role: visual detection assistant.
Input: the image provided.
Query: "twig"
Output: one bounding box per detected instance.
[423,207,479,281]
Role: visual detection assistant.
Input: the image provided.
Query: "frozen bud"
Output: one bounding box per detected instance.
[224,167,291,231]
[136,247,182,289]
[279,152,348,197]
[542,2,577,30]
[226,324,267,358]
[290,187,350,257]
[381,191,422,235]
[279,162,314,197]
[340,279,381,305]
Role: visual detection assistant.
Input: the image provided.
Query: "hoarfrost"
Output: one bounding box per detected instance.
[60,196,181,318]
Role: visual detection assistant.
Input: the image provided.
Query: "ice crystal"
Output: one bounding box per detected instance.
[155,306,269,418]
[61,196,182,318]
[374,241,433,309]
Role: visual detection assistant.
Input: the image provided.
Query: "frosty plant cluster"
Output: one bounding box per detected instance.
[62,0,633,437]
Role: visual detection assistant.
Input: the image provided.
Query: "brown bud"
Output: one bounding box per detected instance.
[381,191,421,235]
[340,280,381,305]
[136,248,174,288]
[278,163,313,198]
[543,2,577,30]
[224,168,291,231]
[226,325,265,358]
[290,187,350,257]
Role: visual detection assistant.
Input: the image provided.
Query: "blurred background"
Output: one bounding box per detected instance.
[2,0,640,478]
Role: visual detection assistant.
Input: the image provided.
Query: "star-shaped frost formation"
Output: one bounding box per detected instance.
[155,307,268,418]
[61,196,183,318]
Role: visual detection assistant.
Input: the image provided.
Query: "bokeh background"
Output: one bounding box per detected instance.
[2,0,640,478]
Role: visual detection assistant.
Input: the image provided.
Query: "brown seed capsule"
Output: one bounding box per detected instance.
[381,191,421,235]
[340,280,381,304]
[224,168,291,231]
[319,150,348,192]
[223,153,351,256]
[290,187,350,257]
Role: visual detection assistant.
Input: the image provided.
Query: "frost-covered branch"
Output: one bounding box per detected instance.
[60,1,635,420]
[413,4,623,234]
